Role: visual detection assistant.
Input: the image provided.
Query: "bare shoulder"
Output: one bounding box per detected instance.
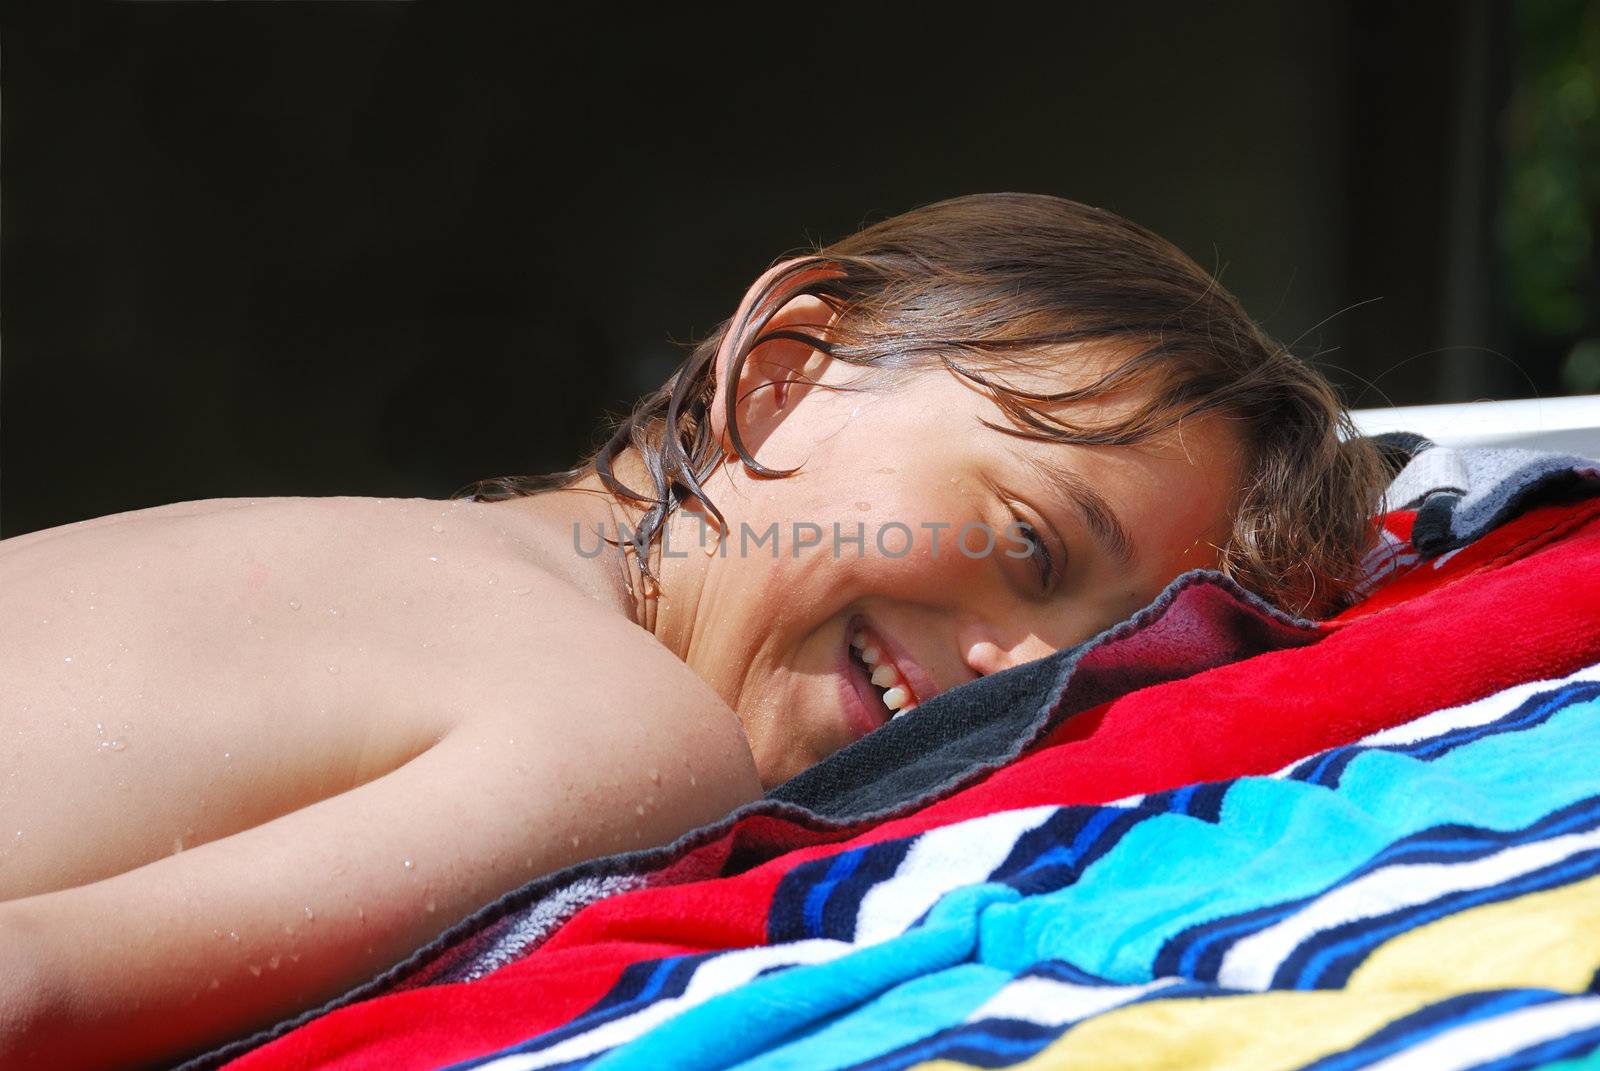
[0,496,265,556]
[443,565,764,843]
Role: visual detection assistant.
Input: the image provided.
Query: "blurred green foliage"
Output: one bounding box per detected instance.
[1501,0,1600,391]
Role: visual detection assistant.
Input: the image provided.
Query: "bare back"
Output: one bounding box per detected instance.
[0,496,761,1067]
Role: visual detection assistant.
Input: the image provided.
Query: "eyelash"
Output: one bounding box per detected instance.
[1011,512,1055,590]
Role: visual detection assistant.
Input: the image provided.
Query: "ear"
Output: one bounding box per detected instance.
[706,259,844,462]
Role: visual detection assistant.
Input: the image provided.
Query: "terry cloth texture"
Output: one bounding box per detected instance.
[179,439,1600,1071]
[766,436,1600,819]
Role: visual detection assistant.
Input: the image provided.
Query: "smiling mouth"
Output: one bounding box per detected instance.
[841,618,920,736]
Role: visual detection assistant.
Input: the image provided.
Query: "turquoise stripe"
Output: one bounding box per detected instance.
[732,963,1012,1071]
[588,884,1019,1071]
[588,689,1600,1071]
[978,692,1600,981]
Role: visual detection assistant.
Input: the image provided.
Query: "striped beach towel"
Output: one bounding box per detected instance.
[190,444,1600,1071]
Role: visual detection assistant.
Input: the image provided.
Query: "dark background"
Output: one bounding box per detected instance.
[3,1,1596,537]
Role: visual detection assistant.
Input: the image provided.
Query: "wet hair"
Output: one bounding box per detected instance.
[460,192,1389,618]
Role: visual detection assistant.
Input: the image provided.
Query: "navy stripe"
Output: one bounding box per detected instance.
[1395,681,1600,763]
[1292,990,1561,1071]
[991,806,1154,899]
[768,836,916,942]
[822,840,914,941]
[841,979,1235,1071]
[1277,848,1600,990]
[1159,795,1600,982]
[1142,783,1231,822]
[1466,1019,1600,1071]
[1287,680,1600,791]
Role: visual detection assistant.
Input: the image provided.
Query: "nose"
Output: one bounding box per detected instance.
[960,629,1060,677]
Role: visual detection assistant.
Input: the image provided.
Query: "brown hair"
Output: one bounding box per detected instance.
[460,192,1389,618]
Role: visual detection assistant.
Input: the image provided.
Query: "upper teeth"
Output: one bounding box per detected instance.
[851,629,916,717]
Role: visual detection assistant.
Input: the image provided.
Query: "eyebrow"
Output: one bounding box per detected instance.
[1012,450,1138,568]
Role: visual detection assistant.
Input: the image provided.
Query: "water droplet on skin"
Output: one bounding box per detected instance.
[224,751,232,760]
[248,963,262,977]
[420,640,435,649]
[328,607,341,617]
[635,803,646,816]
[570,835,581,848]
[14,831,21,839]
[99,740,126,751]
[63,656,73,664]
[855,501,871,511]
[289,599,302,611]
[487,576,497,586]
[283,923,295,936]
[430,524,444,533]
[290,952,301,963]
[524,856,534,869]
[356,906,365,921]
[427,555,440,563]
[304,906,315,921]
[425,898,436,914]
[403,858,414,869]
[229,930,240,942]
[648,767,660,784]
[512,585,532,595]
[327,665,340,675]
[173,836,184,854]
[689,774,698,788]
[268,954,281,970]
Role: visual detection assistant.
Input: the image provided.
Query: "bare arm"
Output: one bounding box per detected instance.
[0,692,759,1069]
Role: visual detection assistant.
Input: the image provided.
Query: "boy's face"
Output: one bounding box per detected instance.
[685,338,1245,787]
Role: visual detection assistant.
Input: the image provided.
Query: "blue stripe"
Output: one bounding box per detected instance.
[1294,990,1561,1071]
[803,849,863,937]
[1398,683,1600,764]
[1166,796,1600,981]
[1466,1019,1600,1071]
[1284,849,1600,989]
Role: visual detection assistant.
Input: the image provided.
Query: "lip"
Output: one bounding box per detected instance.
[834,613,938,740]
[837,633,890,739]
[847,613,936,709]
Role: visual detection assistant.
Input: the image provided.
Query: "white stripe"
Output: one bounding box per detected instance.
[1360,660,1600,748]
[854,806,1058,946]
[1269,659,1600,779]
[473,938,850,1070]
[964,974,1180,1028]
[1218,824,1600,991]
[1361,995,1600,1071]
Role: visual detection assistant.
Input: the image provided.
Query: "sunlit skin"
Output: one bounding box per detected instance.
[0,288,1243,1068]
[557,292,1247,785]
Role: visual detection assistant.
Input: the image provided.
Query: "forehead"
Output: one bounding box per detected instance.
[909,362,1248,571]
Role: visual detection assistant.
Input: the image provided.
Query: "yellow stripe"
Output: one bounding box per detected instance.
[1349,871,1600,995]
[907,989,1438,1071]
[907,877,1600,1071]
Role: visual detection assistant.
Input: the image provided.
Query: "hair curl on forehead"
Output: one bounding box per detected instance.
[460,192,1389,618]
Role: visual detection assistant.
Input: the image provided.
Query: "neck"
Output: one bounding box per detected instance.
[488,452,717,667]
